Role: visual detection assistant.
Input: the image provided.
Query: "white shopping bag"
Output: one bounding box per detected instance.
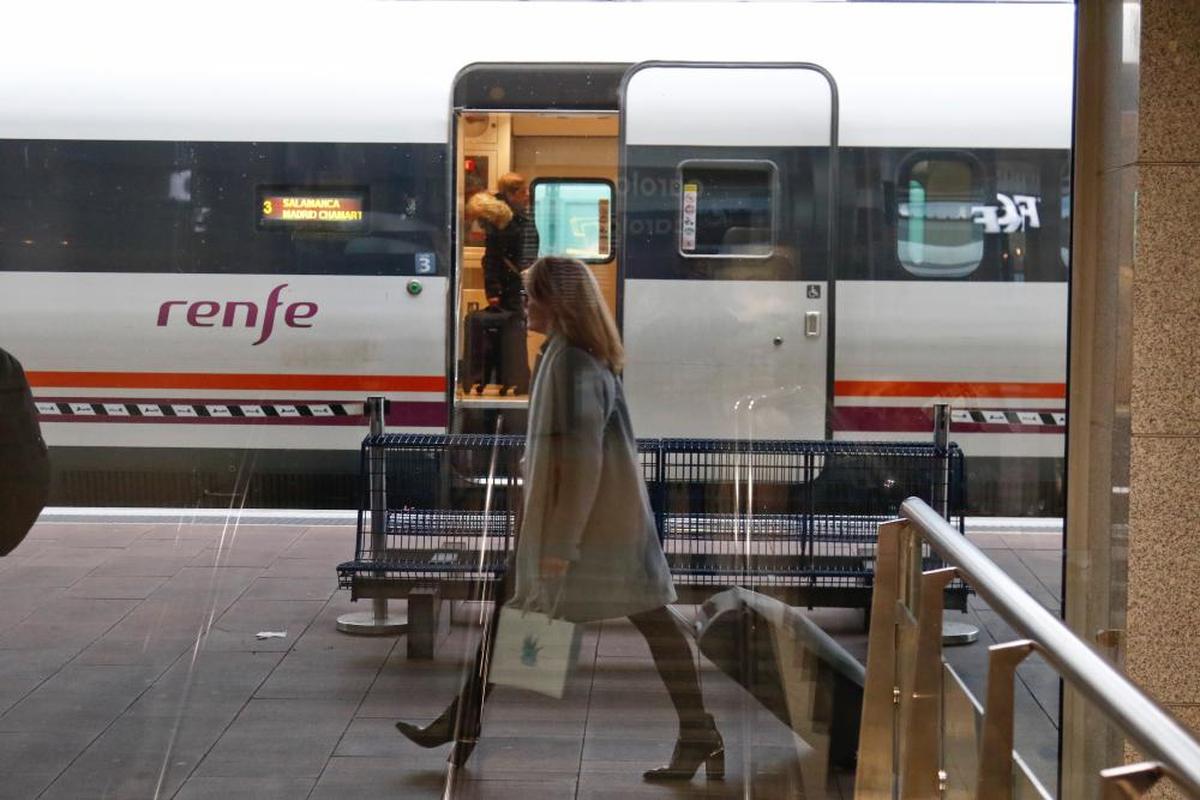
[489,604,581,699]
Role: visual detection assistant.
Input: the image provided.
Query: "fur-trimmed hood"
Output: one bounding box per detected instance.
[466,191,513,229]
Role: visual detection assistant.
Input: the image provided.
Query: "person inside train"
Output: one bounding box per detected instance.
[464,171,538,394]
[482,172,539,311]
[396,256,725,781]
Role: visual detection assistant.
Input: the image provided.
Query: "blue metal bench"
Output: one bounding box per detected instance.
[653,438,966,608]
[337,433,966,656]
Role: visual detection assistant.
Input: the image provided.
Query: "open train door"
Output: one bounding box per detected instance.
[618,63,837,440]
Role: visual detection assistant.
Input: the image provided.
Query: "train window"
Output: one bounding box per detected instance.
[0,140,444,276]
[530,179,613,263]
[897,153,985,278]
[678,160,776,258]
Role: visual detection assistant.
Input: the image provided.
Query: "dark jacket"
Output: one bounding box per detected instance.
[0,348,49,555]
[483,194,539,311]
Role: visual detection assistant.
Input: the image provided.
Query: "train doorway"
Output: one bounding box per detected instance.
[450,64,627,434]
[452,110,619,427]
[618,62,838,440]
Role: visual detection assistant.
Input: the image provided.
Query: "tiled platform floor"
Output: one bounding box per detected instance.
[0,519,1062,799]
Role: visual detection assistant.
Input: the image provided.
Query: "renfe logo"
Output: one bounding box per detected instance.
[156,283,318,346]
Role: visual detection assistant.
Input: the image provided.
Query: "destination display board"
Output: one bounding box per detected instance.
[257,187,368,230]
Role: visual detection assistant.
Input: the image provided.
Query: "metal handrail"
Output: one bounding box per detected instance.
[901,497,1200,796]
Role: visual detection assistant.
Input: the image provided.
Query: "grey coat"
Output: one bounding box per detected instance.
[510,334,676,623]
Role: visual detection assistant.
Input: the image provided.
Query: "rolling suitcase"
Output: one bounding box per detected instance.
[463,306,528,395]
[463,306,509,394]
[499,312,530,394]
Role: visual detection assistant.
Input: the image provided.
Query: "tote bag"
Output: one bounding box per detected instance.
[490,603,581,699]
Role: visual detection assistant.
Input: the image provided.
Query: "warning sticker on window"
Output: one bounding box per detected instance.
[681,182,698,252]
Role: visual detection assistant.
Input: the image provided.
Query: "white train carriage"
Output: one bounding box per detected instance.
[0,0,1074,513]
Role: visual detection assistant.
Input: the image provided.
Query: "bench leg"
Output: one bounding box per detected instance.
[407,587,445,660]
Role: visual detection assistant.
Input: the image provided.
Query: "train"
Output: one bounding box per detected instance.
[0,0,1075,514]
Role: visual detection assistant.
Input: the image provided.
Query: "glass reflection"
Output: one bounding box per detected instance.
[0,8,1078,796]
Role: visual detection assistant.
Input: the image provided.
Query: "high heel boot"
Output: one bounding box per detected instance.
[394,698,458,748]
[396,698,482,767]
[643,714,725,781]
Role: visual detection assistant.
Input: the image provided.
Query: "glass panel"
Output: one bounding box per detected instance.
[1014,752,1055,799]
[894,604,921,777]
[1,6,1082,795]
[897,155,985,277]
[943,663,983,799]
[531,179,613,261]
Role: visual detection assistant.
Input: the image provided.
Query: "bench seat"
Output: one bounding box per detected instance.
[337,434,967,657]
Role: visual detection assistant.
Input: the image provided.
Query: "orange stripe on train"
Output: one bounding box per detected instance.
[26,371,446,393]
[834,380,1065,400]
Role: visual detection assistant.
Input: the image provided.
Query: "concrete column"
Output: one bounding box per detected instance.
[1067,1,1200,795]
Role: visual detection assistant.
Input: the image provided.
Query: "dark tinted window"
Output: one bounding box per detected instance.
[838,146,1071,282]
[0,140,447,275]
[679,161,775,257]
[990,156,1065,282]
[622,145,824,281]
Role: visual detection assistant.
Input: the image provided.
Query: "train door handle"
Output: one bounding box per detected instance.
[805,311,821,338]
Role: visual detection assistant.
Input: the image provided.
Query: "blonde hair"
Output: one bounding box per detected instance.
[524,257,624,373]
[497,172,526,197]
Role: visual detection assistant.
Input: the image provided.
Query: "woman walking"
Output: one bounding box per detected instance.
[395,256,723,781]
